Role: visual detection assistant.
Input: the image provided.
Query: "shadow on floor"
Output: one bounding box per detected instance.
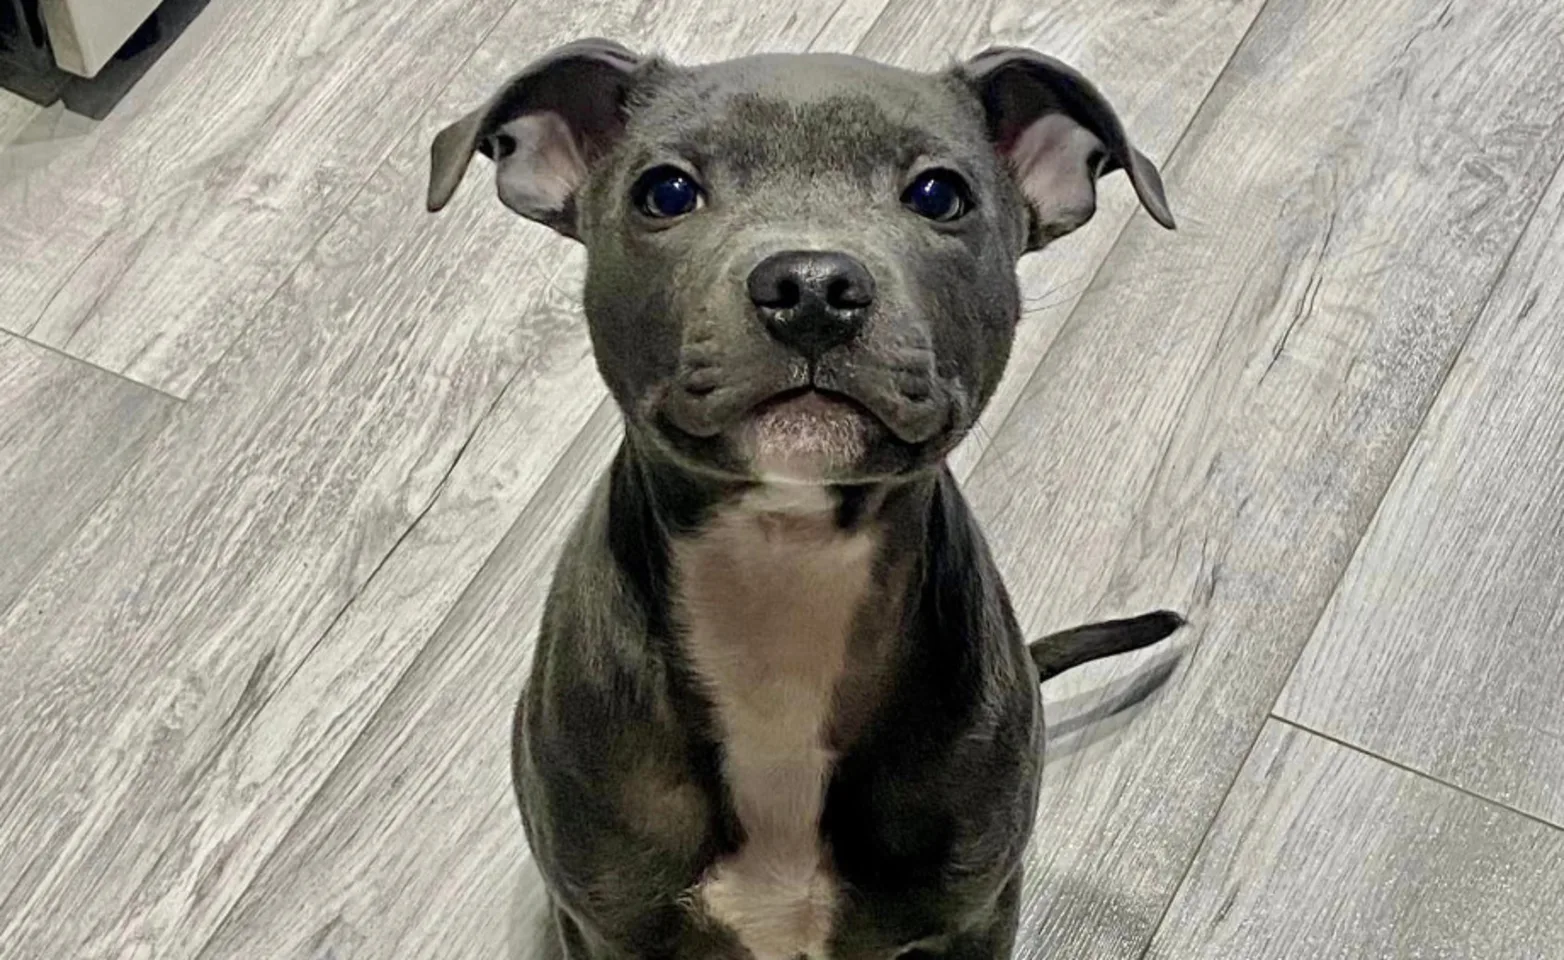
[1045,647,1185,763]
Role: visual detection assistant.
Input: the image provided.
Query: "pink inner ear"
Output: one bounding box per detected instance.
[1005,112,1105,234]
[493,111,589,220]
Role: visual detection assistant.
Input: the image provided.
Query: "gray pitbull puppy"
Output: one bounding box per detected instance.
[427,39,1182,960]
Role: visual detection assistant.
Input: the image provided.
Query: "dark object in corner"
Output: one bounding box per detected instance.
[0,0,211,121]
[0,0,65,104]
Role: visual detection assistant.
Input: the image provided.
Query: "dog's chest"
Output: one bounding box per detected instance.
[672,491,878,960]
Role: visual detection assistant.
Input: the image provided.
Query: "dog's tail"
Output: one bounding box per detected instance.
[1029,610,1186,682]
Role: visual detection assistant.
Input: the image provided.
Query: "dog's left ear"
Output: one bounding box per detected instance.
[960,47,1175,249]
[426,38,642,239]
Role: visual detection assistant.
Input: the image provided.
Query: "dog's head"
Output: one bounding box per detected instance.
[429,41,1172,485]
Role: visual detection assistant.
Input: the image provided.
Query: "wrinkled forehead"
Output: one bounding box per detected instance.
[624,53,989,177]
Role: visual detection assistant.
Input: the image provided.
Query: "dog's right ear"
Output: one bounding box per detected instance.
[426,38,642,239]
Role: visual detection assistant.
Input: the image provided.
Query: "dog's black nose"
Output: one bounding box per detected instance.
[747,250,875,355]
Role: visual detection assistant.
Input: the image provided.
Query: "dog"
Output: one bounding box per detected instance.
[427,39,1181,959]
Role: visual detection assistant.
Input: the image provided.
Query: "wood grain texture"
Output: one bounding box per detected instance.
[810,1,1281,474]
[869,0,1272,479]
[177,1,1267,957]
[0,0,524,397]
[1275,157,1564,828]
[0,102,96,182]
[6,2,1563,960]
[0,3,890,958]
[199,403,621,960]
[0,333,175,617]
[943,0,1564,956]
[1145,722,1564,960]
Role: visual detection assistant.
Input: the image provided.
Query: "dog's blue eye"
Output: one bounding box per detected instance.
[637,167,703,218]
[903,171,969,222]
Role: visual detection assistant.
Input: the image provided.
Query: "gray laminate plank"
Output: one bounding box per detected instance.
[1145,721,1564,960]
[0,89,41,147]
[0,0,522,397]
[0,3,890,958]
[0,333,175,616]
[200,401,622,960]
[1274,155,1564,828]
[179,2,1266,957]
[0,102,96,182]
[946,0,1564,956]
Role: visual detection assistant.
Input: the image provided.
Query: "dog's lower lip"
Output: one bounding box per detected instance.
[753,386,868,416]
[738,386,878,481]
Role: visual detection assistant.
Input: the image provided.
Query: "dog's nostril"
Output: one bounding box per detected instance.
[748,250,875,312]
[774,278,801,309]
[826,277,869,310]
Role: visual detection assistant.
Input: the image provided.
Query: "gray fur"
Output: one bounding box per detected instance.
[430,40,1181,959]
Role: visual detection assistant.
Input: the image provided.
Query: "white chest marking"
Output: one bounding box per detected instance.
[673,484,876,960]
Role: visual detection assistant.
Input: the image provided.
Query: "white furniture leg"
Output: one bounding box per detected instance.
[39,0,161,77]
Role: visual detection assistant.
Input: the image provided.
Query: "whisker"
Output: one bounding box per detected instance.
[1020,274,1093,313]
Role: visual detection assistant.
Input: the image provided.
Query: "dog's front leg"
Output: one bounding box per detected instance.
[924,877,1022,960]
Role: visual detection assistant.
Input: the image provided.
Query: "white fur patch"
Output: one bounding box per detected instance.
[740,391,872,484]
[673,488,876,959]
[744,479,837,516]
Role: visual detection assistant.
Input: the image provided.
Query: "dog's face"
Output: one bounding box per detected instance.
[429,42,1172,485]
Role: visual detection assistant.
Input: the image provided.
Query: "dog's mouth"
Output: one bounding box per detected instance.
[735,387,882,482]
[648,357,959,483]
[749,385,874,418]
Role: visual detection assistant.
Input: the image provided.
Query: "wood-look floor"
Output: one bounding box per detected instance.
[2,0,1562,957]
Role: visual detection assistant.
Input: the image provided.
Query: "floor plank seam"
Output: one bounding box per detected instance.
[176,0,529,403]
[269,358,523,701]
[19,228,115,349]
[162,3,563,809]
[0,328,185,404]
[1132,136,1564,952]
[1269,714,1564,834]
[1366,144,1564,501]
[1116,0,1511,951]
[185,11,948,945]
[182,395,613,958]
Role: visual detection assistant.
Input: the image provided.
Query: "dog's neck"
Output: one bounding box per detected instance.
[603,424,1008,651]
[606,430,939,630]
